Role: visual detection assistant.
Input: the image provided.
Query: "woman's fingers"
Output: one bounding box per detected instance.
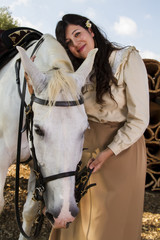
[88,148,114,173]
[87,158,95,168]
[89,158,103,173]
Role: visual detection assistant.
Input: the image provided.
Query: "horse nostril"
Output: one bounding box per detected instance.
[52,208,61,218]
[46,212,55,225]
[70,206,79,217]
[66,222,71,228]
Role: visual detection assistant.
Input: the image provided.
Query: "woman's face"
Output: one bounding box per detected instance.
[65,24,95,59]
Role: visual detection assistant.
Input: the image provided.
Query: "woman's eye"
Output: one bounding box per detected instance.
[34,125,44,137]
[75,32,80,37]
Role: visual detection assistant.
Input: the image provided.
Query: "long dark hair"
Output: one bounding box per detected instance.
[55,14,121,104]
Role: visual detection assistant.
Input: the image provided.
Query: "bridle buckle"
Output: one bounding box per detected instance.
[33,170,40,179]
[25,104,32,115]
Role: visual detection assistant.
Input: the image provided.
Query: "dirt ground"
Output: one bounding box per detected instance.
[0,164,160,240]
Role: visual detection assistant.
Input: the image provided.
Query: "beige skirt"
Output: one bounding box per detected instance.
[49,121,147,240]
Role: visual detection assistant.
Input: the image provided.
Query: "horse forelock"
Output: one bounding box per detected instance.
[47,69,78,104]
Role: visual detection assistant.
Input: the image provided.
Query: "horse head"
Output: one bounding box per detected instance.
[17,34,97,228]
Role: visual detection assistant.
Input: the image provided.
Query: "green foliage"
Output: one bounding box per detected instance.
[0,7,19,30]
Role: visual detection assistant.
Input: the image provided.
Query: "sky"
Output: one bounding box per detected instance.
[1,0,160,61]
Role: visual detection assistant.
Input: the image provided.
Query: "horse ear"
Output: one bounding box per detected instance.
[16,46,46,94]
[71,48,98,90]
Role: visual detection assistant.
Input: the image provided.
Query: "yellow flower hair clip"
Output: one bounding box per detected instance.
[86,20,92,28]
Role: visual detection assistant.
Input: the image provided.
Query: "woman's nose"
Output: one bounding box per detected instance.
[72,38,80,48]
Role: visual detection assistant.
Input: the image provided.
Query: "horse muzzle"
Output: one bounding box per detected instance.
[45,205,79,229]
[46,211,75,229]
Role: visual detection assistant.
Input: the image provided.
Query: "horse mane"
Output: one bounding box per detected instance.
[47,68,78,104]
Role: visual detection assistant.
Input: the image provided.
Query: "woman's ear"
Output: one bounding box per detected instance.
[88,28,94,37]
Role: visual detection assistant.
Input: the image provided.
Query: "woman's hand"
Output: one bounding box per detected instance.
[88,148,114,173]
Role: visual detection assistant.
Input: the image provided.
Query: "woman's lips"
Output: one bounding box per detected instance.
[78,45,86,52]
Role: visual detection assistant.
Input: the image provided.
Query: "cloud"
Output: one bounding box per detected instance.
[10,0,29,10]
[113,16,137,36]
[145,14,152,19]
[14,16,43,32]
[140,50,160,61]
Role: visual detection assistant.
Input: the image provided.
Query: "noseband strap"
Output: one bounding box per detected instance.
[43,171,76,184]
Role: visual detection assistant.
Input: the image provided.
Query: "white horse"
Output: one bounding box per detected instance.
[0,33,97,239]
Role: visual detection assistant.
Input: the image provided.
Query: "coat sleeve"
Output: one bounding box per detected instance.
[108,49,149,155]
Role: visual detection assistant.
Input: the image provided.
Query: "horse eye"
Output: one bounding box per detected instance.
[34,125,44,137]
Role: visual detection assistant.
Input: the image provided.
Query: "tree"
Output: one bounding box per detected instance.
[0,7,19,30]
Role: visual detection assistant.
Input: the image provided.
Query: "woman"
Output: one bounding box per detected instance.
[49,14,149,240]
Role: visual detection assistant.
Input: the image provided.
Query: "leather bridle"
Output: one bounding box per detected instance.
[15,36,84,195]
[26,92,84,202]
